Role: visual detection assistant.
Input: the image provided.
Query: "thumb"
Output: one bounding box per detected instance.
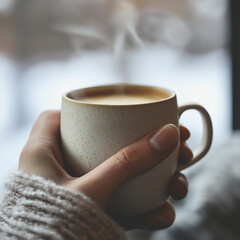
[72,124,179,207]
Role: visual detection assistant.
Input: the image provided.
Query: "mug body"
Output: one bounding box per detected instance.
[61,84,179,215]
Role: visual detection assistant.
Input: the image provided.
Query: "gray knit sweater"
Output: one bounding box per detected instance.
[0,172,126,240]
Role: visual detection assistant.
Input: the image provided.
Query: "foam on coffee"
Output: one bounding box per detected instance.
[67,85,171,105]
[80,93,161,105]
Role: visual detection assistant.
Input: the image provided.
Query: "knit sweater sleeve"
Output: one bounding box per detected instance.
[0,171,126,240]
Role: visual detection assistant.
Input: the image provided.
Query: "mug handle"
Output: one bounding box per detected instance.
[177,104,213,171]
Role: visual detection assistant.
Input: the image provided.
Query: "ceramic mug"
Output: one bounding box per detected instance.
[60,84,213,216]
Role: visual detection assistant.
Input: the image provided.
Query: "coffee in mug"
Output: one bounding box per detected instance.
[76,86,169,105]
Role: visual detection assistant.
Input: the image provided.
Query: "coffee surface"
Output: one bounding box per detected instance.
[80,93,165,105]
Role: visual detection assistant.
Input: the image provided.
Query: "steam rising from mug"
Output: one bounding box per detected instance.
[53,0,190,94]
[54,0,145,85]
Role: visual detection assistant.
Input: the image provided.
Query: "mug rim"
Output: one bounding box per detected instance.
[62,84,176,107]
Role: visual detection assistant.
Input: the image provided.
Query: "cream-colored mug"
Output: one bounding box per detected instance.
[60,84,213,216]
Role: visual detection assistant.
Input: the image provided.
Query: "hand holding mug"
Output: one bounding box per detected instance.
[19,110,192,230]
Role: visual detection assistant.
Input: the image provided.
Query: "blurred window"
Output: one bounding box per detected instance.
[0,0,230,149]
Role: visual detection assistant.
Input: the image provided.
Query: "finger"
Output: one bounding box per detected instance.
[73,124,179,207]
[144,201,175,230]
[180,125,190,142]
[114,200,175,230]
[29,110,60,144]
[179,142,193,164]
[168,172,188,200]
[19,110,69,181]
[23,110,65,168]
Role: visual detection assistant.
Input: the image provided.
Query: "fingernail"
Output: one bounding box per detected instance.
[169,174,188,200]
[178,174,188,188]
[149,124,179,153]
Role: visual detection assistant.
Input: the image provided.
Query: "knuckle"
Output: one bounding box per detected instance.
[114,147,143,175]
[19,142,43,163]
[39,110,59,120]
[20,139,52,163]
[19,140,56,174]
[19,143,37,169]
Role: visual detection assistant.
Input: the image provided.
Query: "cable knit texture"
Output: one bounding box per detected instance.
[0,171,126,240]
